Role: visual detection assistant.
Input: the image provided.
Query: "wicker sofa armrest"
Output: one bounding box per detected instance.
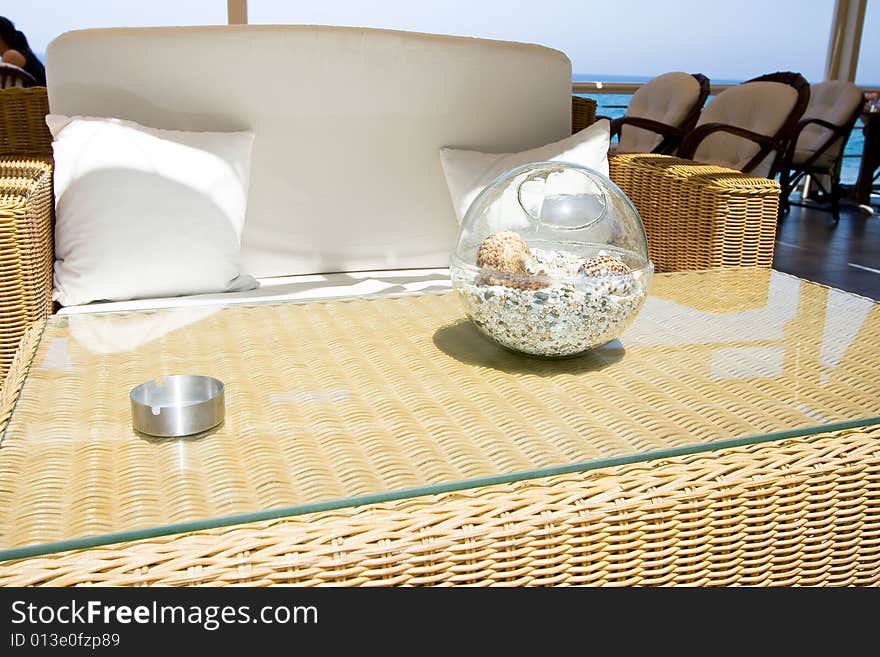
[609,153,779,272]
[571,96,598,133]
[0,158,54,383]
[0,88,53,157]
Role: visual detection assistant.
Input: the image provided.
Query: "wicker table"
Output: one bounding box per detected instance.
[0,268,878,586]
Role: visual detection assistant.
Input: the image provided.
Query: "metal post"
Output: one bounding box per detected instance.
[825,0,867,81]
[227,0,248,25]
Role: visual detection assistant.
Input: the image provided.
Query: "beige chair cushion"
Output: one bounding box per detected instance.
[47,26,572,279]
[793,80,862,168]
[693,81,798,177]
[616,72,701,153]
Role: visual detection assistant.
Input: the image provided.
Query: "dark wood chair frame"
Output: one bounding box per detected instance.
[0,63,37,89]
[678,71,811,179]
[608,73,710,155]
[778,93,865,223]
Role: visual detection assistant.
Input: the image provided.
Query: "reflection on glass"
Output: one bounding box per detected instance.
[1,269,877,558]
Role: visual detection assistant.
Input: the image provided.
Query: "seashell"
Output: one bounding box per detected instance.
[578,254,632,277]
[476,231,530,272]
[476,232,546,290]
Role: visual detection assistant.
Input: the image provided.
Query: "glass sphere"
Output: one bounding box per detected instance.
[450,161,653,357]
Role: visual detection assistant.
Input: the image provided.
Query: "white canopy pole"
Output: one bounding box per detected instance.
[825,0,867,81]
[227,0,248,25]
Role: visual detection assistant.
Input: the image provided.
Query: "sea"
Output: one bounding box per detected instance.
[574,74,865,184]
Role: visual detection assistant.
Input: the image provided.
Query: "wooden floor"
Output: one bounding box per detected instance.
[774,200,880,300]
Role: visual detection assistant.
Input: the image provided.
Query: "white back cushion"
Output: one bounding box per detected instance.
[46,26,572,277]
[47,115,256,306]
[617,72,701,153]
[794,80,862,167]
[440,119,610,223]
[693,81,798,176]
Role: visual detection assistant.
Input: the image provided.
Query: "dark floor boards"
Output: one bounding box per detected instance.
[774,200,880,300]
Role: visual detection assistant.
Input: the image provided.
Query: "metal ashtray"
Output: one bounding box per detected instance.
[130,375,225,437]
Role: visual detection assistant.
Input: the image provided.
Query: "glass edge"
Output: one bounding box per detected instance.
[49,268,877,321]
[51,283,456,320]
[0,321,49,446]
[2,414,879,563]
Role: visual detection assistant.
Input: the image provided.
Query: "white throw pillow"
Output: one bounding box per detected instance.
[47,114,257,306]
[439,119,611,223]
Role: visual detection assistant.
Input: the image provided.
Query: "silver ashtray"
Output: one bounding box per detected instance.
[130,375,225,437]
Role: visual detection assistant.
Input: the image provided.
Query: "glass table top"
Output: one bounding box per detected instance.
[1,268,878,560]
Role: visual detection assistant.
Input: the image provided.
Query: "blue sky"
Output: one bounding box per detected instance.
[9,0,880,84]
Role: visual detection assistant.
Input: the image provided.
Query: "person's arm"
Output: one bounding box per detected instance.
[1,49,27,67]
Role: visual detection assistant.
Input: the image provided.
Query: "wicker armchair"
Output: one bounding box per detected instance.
[609,72,710,155]
[573,97,780,274]
[0,88,53,384]
[0,88,780,385]
[678,71,811,178]
[778,80,864,222]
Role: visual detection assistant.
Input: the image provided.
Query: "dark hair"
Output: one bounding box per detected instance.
[0,16,32,55]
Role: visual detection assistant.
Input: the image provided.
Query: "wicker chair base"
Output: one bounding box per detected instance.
[610,154,780,272]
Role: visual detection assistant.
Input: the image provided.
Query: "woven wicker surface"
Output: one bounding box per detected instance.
[0,159,54,383]
[0,268,877,557]
[0,88,54,390]
[610,154,780,272]
[0,424,877,586]
[0,88,52,157]
[571,95,597,133]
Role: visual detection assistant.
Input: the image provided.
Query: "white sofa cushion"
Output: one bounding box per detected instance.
[693,81,798,177]
[615,72,702,154]
[439,118,610,222]
[46,26,572,278]
[48,114,257,306]
[56,269,452,315]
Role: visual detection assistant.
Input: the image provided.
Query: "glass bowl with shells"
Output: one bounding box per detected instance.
[450,161,653,358]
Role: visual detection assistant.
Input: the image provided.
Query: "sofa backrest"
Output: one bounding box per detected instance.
[46,26,572,278]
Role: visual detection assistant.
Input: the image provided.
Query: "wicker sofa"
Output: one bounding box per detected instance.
[0,87,779,386]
